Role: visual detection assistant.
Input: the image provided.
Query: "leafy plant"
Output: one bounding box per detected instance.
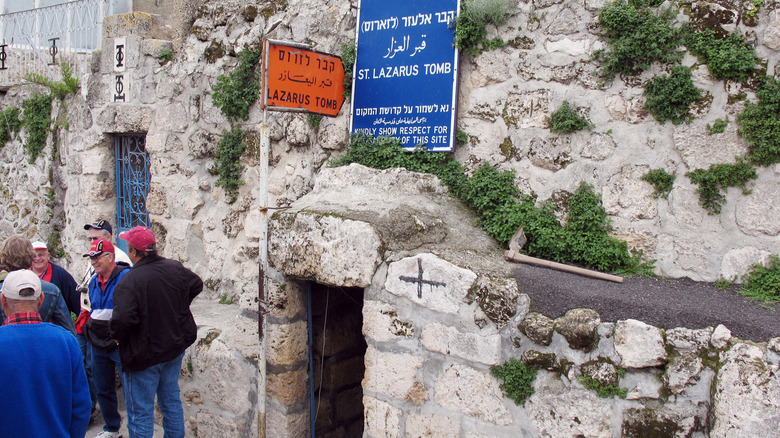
[218,293,235,304]
[707,117,728,135]
[739,255,780,303]
[341,41,357,99]
[214,128,247,203]
[546,101,592,134]
[593,1,683,81]
[714,277,733,290]
[452,0,510,56]
[738,76,780,167]
[211,48,262,121]
[490,358,538,406]
[578,374,628,398]
[641,169,676,199]
[686,159,757,214]
[685,29,757,83]
[331,134,654,276]
[22,93,54,163]
[25,62,80,101]
[643,65,701,125]
[46,231,66,259]
[455,129,469,145]
[306,113,323,130]
[0,107,23,147]
[158,48,174,64]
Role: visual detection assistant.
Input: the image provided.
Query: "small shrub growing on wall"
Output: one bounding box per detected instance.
[546,101,592,134]
[684,29,757,83]
[643,66,701,125]
[25,62,80,101]
[212,49,262,121]
[452,0,510,56]
[341,41,357,99]
[593,1,683,80]
[738,76,780,167]
[739,255,780,304]
[214,128,247,203]
[490,358,538,406]
[685,159,757,215]
[22,93,53,163]
[641,169,676,199]
[0,107,23,147]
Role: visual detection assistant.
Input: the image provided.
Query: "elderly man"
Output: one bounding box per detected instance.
[32,240,79,314]
[0,235,75,334]
[111,226,202,438]
[83,239,131,438]
[0,269,90,437]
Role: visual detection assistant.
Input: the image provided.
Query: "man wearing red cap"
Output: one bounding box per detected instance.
[110,226,203,438]
[83,239,131,438]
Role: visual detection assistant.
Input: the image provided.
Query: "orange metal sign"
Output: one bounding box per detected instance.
[263,40,346,117]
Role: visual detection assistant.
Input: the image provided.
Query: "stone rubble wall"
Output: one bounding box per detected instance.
[270,165,780,437]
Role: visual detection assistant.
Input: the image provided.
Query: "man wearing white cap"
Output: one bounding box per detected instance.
[31,240,80,314]
[0,269,90,437]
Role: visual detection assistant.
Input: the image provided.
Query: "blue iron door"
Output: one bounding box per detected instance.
[115,133,150,252]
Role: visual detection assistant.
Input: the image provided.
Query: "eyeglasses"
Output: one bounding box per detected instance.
[88,253,111,262]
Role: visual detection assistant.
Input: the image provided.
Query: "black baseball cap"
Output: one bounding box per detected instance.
[84,218,113,235]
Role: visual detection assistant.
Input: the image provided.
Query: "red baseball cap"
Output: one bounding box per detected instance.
[83,239,115,257]
[119,226,157,251]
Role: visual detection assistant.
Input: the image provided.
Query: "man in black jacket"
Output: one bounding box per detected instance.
[110,226,202,438]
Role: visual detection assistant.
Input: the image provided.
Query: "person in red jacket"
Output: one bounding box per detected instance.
[110,226,202,438]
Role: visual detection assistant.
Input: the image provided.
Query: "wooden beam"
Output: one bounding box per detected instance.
[504,250,624,284]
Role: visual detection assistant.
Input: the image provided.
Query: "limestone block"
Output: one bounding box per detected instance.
[405,413,460,437]
[519,312,555,346]
[554,308,601,350]
[621,407,705,438]
[105,12,155,39]
[154,102,189,134]
[621,369,662,400]
[763,16,780,50]
[385,253,477,314]
[266,321,308,366]
[711,324,732,349]
[578,132,617,161]
[267,279,305,319]
[526,370,613,437]
[602,165,657,220]
[468,275,520,328]
[544,38,590,57]
[318,122,348,151]
[527,135,573,171]
[420,322,501,365]
[267,368,307,406]
[265,408,308,438]
[363,396,401,438]
[735,179,780,236]
[363,346,423,400]
[363,300,414,342]
[547,8,579,35]
[604,94,645,123]
[666,327,714,354]
[285,117,309,147]
[192,411,247,437]
[614,319,667,368]
[581,360,619,387]
[665,353,704,395]
[721,247,772,282]
[502,89,551,128]
[434,364,512,425]
[674,124,747,170]
[711,343,780,437]
[470,49,512,88]
[96,105,153,132]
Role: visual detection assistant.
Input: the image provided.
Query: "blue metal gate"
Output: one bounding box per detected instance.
[115,133,150,252]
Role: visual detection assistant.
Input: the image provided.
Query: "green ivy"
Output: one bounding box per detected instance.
[578,374,628,398]
[0,107,23,147]
[22,93,53,163]
[643,65,701,125]
[707,117,728,135]
[452,0,510,56]
[25,62,80,101]
[546,101,592,134]
[490,358,538,406]
[641,169,676,199]
[686,159,757,215]
[214,128,247,203]
[593,1,683,81]
[331,134,654,276]
[212,49,262,121]
[158,48,174,64]
[737,76,780,167]
[684,29,757,83]
[455,129,469,145]
[739,255,780,304]
[340,41,357,99]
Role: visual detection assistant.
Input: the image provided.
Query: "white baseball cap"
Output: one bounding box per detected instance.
[1,270,42,300]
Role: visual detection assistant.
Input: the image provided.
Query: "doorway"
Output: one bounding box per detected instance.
[308,283,366,437]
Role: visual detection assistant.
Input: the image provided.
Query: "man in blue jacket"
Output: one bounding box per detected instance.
[111,226,202,438]
[31,240,80,314]
[0,269,90,437]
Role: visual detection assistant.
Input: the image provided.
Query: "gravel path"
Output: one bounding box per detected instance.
[512,263,779,342]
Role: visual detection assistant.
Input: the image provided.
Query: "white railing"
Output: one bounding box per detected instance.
[0,0,109,88]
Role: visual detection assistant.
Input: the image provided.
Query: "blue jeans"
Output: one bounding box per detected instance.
[89,345,123,432]
[77,333,98,410]
[123,352,186,438]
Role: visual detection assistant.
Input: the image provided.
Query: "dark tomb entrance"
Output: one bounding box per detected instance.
[308,283,366,437]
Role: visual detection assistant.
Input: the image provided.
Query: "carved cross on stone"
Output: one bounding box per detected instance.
[399,258,446,299]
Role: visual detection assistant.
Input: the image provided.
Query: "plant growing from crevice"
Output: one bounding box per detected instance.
[22,93,53,163]
[218,293,236,304]
[686,159,757,215]
[456,128,469,145]
[158,48,174,64]
[684,28,757,83]
[306,113,323,130]
[546,101,592,134]
[490,358,538,406]
[25,62,80,101]
[46,231,66,259]
[452,0,511,56]
[593,1,683,81]
[641,169,676,199]
[578,371,628,399]
[340,41,357,99]
[707,117,728,135]
[738,254,780,304]
[330,134,654,277]
[0,106,22,147]
[644,65,701,125]
[211,48,262,122]
[214,128,247,203]
[737,76,780,167]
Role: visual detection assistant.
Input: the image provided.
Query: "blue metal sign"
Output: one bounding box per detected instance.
[351,0,460,152]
